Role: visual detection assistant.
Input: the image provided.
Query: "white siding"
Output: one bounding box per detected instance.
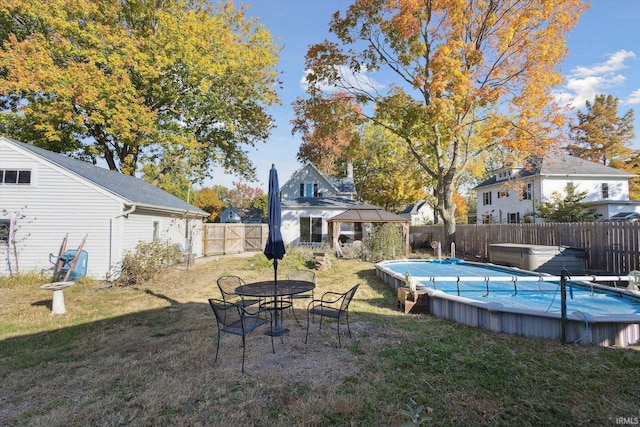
[0,140,205,279]
[121,212,203,258]
[0,142,121,278]
[476,173,632,223]
[539,176,629,201]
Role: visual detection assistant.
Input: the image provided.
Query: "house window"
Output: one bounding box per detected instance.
[300,217,322,243]
[601,183,609,199]
[299,183,319,197]
[153,221,160,240]
[483,192,492,206]
[497,189,509,198]
[1,169,31,184]
[0,219,9,242]
[508,213,520,224]
[521,183,532,200]
[481,214,494,224]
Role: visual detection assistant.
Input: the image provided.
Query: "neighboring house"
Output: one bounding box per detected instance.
[220,206,263,223]
[398,200,435,225]
[473,152,639,223]
[280,162,360,245]
[0,137,208,279]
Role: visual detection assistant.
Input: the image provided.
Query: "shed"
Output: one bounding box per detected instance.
[0,137,208,279]
[327,204,410,256]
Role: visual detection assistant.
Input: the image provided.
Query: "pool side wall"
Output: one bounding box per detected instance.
[376,260,640,347]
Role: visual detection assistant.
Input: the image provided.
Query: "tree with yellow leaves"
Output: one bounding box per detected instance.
[0,0,280,192]
[300,0,587,248]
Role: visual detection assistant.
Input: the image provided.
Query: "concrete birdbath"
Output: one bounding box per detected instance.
[40,281,75,314]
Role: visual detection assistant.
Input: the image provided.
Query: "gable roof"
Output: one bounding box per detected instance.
[327,176,356,194]
[474,152,635,190]
[3,137,207,216]
[287,162,356,195]
[398,200,428,214]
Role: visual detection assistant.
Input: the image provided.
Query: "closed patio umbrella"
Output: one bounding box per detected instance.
[264,164,286,335]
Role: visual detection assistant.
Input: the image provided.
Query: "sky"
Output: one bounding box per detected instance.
[208,0,640,192]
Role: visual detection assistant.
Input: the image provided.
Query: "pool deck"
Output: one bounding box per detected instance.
[376,259,640,348]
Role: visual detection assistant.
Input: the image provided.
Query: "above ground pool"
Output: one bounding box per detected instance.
[376,258,640,347]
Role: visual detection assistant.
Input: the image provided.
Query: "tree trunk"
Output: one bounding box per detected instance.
[436,174,457,254]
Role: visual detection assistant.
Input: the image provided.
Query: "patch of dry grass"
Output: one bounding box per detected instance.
[1,253,639,426]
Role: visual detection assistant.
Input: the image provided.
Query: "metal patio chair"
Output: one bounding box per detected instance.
[305,284,359,348]
[208,298,273,373]
[216,275,261,310]
[285,269,316,325]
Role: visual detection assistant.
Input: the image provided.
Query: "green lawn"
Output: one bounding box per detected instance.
[1,252,639,426]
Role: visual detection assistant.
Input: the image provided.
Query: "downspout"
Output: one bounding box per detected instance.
[117,204,137,219]
[108,204,137,280]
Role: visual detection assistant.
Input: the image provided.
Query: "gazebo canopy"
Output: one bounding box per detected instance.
[327,203,410,255]
[328,203,410,223]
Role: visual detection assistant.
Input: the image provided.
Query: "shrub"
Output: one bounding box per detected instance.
[248,245,331,272]
[365,223,406,262]
[115,240,183,286]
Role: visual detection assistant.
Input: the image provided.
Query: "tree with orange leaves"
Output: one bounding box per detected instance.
[300,0,587,248]
[292,92,363,176]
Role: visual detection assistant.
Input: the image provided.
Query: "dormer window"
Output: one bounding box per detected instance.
[496,170,512,181]
[299,183,319,198]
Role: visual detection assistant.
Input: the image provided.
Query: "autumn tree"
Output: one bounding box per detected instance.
[0,0,280,191]
[292,92,363,176]
[625,151,640,200]
[567,94,638,200]
[192,187,225,223]
[300,0,587,248]
[452,191,468,224]
[351,122,427,209]
[251,194,268,221]
[568,94,636,165]
[227,182,264,210]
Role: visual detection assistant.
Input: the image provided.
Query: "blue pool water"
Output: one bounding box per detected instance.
[384,259,640,316]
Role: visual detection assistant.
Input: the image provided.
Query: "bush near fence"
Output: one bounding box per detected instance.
[412,222,639,274]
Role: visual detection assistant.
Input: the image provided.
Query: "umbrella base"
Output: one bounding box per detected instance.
[265,327,289,337]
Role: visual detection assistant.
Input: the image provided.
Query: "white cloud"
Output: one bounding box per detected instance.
[627,89,640,105]
[300,65,385,94]
[572,50,635,77]
[555,50,637,109]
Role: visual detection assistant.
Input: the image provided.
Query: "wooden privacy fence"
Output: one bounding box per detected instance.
[202,224,268,256]
[412,222,640,274]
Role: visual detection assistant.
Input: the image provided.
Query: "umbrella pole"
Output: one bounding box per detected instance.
[273,259,280,332]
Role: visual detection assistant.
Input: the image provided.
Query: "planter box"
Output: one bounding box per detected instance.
[397,287,428,314]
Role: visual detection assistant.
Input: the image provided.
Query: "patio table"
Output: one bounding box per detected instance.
[236,279,315,337]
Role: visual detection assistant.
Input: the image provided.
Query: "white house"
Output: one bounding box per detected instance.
[0,137,208,279]
[473,152,639,223]
[219,206,263,223]
[398,200,436,225]
[280,162,360,245]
